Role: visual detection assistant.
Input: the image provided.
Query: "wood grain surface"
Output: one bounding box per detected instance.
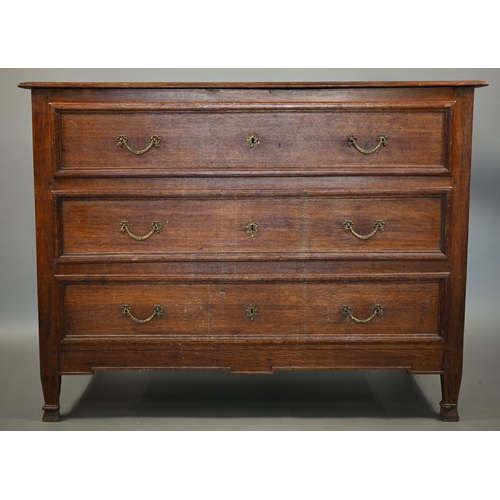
[60,195,445,258]
[63,281,441,338]
[57,108,446,172]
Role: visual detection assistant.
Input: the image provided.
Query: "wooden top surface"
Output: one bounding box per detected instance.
[18,81,489,89]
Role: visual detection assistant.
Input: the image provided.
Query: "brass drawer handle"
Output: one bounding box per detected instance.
[120,304,164,324]
[119,220,163,241]
[346,134,388,155]
[247,133,260,149]
[341,304,383,324]
[246,219,258,237]
[116,134,161,155]
[246,304,258,321]
[343,219,385,240]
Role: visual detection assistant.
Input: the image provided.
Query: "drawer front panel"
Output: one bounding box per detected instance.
[60,195,446,259]
[56,109,447,174]
[64,281,441,338]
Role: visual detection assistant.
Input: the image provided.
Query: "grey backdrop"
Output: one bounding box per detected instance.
[1,68,499,430]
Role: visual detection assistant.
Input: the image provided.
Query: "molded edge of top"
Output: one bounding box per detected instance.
[18,80,489,89]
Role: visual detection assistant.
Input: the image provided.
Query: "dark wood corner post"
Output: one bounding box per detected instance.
[32,89,62,422]
[439,87,475,422]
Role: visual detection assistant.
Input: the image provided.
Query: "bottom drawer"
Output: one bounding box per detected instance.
[64,280,441,339]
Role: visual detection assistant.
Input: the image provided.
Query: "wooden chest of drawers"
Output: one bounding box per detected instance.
[20,80,487,422]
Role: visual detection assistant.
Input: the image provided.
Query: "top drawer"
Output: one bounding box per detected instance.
[52,103,451,177]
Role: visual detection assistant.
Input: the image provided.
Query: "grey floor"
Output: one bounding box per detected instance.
[1,307,499,431]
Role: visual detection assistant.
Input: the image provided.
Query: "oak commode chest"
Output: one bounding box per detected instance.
[20,80,487,422]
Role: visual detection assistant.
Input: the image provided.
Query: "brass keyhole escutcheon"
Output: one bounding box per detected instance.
[246,304,258,321]
[246,220,258,237]
[247,133,260,149]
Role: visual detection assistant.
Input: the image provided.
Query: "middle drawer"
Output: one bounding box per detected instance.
[59,193,448,260]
